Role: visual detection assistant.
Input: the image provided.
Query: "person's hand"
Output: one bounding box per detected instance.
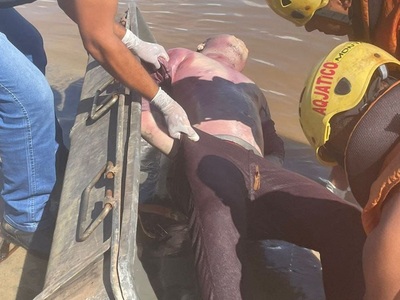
[122,29,168,69]
[133,40,168,69]
[151,88,199,141]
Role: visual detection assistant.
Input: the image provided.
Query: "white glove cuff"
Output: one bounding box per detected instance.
[150,88,172,109]
[121,29,140,50]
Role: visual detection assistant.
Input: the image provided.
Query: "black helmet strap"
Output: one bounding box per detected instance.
[345,80,400,206]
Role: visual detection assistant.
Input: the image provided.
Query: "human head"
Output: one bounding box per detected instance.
[196,34,249,71]
[299,41,400,203]
[266,0,352,35]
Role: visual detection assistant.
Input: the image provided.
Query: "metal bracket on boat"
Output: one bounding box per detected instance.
[77,161,117,242]
[90,78,120,121]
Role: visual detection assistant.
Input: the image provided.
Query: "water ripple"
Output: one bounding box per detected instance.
[197,19,232,24]
[142,10,173,14]
[261,88,287,97]
[203,13,227,16]
[174,27,189,31]
[251,58,275,67]
[241,0,268,8]
[274,35,303,42]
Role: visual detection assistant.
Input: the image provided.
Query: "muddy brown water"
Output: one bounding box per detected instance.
[0,0,347,299]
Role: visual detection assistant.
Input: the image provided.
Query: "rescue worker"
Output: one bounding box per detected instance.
[265,0,400,59]
[299,41,400,299]
[141,34,366,300]
[265,0,400,198]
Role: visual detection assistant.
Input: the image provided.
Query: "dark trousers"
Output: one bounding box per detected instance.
[168,130,366,300]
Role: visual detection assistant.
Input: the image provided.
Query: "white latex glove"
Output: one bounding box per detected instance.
[122,29,169,69]
[151,88,199,142]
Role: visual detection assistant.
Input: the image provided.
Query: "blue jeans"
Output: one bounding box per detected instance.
[0,8,69,182]
[0,8,47,74]
[0,33,57,232]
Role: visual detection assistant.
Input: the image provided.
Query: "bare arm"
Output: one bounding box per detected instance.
[57,0,199,141]
[58,0,159,99]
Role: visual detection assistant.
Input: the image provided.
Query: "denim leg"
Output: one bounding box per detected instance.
[0,8,47,74]
[0,8,68,170]
[0,33,57,232]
